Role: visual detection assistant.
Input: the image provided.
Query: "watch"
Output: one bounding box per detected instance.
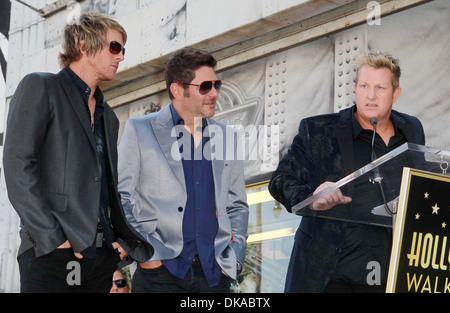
[236,261,242,272]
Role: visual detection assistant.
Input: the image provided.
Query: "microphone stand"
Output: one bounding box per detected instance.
[369,117,395,216]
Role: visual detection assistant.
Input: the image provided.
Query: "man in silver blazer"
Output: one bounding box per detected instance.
[118,48,249,292]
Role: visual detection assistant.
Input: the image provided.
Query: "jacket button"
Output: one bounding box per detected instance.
[94,176,101,182]
[178,207,183,212]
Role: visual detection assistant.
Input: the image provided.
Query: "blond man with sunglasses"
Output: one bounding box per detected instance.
[118,48,249,293]
[4,12,152,293]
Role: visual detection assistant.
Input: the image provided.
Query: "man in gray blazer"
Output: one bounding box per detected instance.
[118,48,249,292]
[3,13,151,293]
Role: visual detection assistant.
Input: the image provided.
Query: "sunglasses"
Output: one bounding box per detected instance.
[177,80,222,95]
[107,41,125,56]
[113,279,127,288]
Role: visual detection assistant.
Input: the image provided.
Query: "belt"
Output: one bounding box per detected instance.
[192,254,201,265]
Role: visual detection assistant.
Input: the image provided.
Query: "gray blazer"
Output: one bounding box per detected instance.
[3,70,152,261]
[118,104,249,279]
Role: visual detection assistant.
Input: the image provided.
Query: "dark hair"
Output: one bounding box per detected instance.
[165,48,217,99]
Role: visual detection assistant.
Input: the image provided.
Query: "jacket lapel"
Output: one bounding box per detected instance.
[102,108,116,180]
[336,108,355,176]
[57,69,97,153]
[152,105,186,191]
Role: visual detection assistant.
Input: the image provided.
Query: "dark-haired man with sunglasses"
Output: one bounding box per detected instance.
[110,268,130,293]
[118,48,249,293]
[4,12,152,293]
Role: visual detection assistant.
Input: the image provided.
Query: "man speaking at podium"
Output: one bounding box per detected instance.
[269,51,425,292]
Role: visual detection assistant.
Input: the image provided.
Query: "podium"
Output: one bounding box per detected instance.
[291,143,450,227]
[386,167,450,293]
[290,143,450,292]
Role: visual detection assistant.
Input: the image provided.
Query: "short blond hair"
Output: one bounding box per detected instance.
[58,12,127,68]
[355,51,401,89]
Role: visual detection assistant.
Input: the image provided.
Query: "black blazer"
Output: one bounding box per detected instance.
[269,106,425,292]
[3,69,152,261]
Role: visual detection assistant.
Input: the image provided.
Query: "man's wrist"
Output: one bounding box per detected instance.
[236,261,242,274]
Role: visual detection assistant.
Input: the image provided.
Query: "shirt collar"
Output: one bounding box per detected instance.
[169,103,208,128]
[170,103,184,126]
[351,105,401,138]
[64,66,105,112]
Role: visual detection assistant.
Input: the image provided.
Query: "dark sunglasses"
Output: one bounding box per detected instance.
[177,80,222,95]
[107,41,125,56]
[113,279,127,288]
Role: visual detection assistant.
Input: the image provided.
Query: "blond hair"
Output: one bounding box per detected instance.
[58,12,127,68]
[355,51,401,89]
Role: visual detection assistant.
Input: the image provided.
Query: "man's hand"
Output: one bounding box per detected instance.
[112,242,128,260]
[139,260,162,269]
[57,240,83,259]
[311,181,352,211]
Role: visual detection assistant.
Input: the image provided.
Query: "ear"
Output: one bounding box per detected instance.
[170,82,184,100]
[392,86,402,103]
[78,40,88,57]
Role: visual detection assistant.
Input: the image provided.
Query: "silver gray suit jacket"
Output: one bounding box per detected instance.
[118,104,249,279]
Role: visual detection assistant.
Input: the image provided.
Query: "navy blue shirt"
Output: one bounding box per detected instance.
[64,67,116,258]
[162,103,222,287]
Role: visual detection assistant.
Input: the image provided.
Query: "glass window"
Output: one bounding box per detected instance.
[232,181,301,293]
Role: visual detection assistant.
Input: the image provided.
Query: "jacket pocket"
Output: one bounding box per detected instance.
[138,219,157,235]
[295,226,312,250]
[43,191,69,212]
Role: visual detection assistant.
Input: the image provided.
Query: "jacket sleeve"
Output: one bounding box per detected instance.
[117,118,155,262]
[227,133,249,266]
[268,119,318,212]
[3,73,66,255]
[118,118,142,228]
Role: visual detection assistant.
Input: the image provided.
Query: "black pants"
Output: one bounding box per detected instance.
[324,280,386,293]
[132,263,233,293]
[17,246,120,293]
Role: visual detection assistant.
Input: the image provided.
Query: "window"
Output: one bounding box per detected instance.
[232,181,301,293]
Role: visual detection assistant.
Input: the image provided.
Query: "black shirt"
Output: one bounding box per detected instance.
[64,67,115,258]
[330,108,406,286]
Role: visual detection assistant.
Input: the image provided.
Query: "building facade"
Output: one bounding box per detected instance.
[1,0,449,292]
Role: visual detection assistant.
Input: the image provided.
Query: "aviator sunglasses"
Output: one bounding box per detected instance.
[106,41,125,56]
[113,279,127,288]
[177,80,222,95]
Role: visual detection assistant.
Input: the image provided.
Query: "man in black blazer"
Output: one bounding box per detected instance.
[269,51,425,292]
[3,12,151,292]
